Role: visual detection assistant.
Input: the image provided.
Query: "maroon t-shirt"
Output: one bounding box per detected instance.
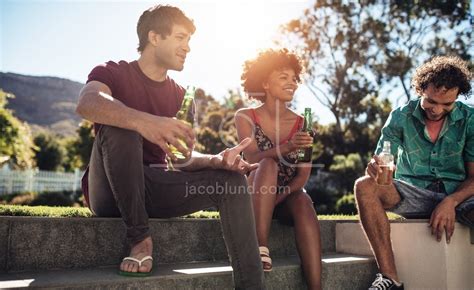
[81,60,185,206]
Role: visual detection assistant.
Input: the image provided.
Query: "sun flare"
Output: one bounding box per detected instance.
[173,0,308,96]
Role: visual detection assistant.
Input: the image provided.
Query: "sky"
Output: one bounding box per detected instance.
[1,0,335,121]
[1,0,473,125]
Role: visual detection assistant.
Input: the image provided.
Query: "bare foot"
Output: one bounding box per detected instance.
[120,236,153,273]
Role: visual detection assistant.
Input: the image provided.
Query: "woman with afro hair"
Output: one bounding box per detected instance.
[235,48,322,290]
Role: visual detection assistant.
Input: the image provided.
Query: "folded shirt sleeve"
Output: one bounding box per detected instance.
[86,61,118,96]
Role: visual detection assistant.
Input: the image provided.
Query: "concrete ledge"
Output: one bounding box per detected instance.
[336,220,474,290]
[0,254,376,290]
[0,217,335,273]
[0,218,9,273]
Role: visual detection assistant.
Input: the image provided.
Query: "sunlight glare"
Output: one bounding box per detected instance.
[0,279,35,288]
[172,0,308,98]
[173,266,232,274]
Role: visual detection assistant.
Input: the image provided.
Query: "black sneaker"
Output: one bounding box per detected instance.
[368,273,404,290]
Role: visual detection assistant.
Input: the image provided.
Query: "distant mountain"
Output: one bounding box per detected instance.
[0,72,84,136]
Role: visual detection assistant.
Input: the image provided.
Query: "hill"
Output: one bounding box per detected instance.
[0,72,84,136]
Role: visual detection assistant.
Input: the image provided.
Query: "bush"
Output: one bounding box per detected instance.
[335,194,357,215]
[30,192,74,207]
[1,190,78,207]
[9,192,38,205]
[0,191,32,204]
[306,172,340,214]
[329,153,365,194]
[33,133,66,171]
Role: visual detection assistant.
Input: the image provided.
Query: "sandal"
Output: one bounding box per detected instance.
[259,246,272,272]
[118,255,153,277]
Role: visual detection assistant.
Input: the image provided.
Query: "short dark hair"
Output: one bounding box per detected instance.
[136,5,195,53]
[241,48,303,102]
[412,55,472,99]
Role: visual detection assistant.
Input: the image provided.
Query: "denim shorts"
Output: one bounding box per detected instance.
[389,179,474,228]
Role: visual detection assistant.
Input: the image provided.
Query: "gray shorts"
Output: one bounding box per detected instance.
[389,179,474,228]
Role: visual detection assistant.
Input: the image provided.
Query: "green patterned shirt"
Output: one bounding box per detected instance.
[375,99,474,194]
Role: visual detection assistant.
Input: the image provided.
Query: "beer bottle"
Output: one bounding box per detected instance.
[169,86,195,160]
[297,108,314,163]
[377,141,394,185]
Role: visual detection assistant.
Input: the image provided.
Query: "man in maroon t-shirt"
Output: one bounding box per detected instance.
[76,5,265,289]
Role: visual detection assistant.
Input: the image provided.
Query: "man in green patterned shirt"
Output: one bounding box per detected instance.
[354,56,473,290]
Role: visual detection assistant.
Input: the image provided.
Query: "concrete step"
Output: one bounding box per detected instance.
[336,220,474,290]
[0,217,336,272]
[0,254,377,290]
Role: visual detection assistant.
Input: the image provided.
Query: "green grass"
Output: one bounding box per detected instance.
[0,205,220,219]
[318,212,403,220]
[0,205,403,220]
[183,210,220,219]
[0,205,93,217]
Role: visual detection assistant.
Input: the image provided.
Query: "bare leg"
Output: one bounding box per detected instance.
[249,158,279,247]
[354,176,402,282]
[278,190,322,290]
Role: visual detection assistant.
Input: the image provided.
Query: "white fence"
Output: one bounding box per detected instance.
[0,167,83,195]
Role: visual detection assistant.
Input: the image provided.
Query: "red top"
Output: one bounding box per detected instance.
[81,60,185,207]
[250,109,303,144]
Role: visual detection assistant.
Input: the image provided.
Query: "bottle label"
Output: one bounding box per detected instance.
[377,164,393,185]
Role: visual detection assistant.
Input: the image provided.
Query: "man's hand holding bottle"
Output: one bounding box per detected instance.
[366,141,395,185]
[137,114,195,161]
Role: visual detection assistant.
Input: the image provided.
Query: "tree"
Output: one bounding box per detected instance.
[59,120,95,171]
[282,1,383,136]
[61,136,82,172]
[313,95,391,169]
[369,1,472,102]
[68,120,95,170]
[329,153,365,195]
[280,0,471,167]
[195,127,227,154]
[282,1,472,114]
[335,193,357,215]
[194,89,242,154]
[0,89,35,169]
[33,133,65,171]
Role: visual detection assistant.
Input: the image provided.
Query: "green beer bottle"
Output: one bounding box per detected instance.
[169,86,195,160]
[297,108,314,163]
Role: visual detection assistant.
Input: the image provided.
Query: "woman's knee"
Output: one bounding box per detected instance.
[287,191,315,213]
[258,158,279,173]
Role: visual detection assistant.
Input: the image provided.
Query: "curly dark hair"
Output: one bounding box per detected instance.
[136,5,195,53]
[412,55,472,99]
[241,48,303,102]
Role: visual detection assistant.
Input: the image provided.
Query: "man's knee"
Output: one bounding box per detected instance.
[212,170,248,194]
[99,125,142,145]
[218,170,252,202]
[354,176,377,202]
[219,170,247,187]
[354,176,401,209]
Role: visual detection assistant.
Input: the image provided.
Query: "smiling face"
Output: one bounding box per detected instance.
[150,24,192,71]
[262,68,298,102]
[420,83,459,121]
